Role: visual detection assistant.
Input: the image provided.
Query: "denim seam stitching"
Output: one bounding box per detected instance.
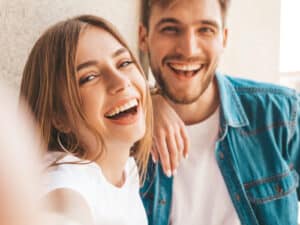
[220,141,257,224]
[288,94,298,143]
[247,182,298,204]
[235,87,294,96]
[244,169,291,189]
[237,121,294,137]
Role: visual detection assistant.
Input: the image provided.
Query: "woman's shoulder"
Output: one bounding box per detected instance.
[43,153,99,194]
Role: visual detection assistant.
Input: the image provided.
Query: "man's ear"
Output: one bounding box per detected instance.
[139,23,149,53]
[222,28,228,48]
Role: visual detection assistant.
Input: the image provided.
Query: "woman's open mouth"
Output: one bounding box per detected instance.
[104,99,140,125]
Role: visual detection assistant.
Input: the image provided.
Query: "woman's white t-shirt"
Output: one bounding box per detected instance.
[44,154,147,225]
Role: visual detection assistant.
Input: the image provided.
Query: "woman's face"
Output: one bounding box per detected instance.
[75,26,146,150]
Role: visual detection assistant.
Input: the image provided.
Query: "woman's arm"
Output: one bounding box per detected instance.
[151,94,189,177]
[44,188,95,225]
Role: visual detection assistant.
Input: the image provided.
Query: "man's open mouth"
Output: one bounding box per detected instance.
[168,62,204,77]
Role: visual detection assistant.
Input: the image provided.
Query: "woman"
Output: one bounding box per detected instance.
[19,15,152,225]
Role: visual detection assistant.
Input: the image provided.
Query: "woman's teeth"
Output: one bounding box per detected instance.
[105,99,138,118]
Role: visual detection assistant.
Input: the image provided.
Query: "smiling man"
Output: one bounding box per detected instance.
[139,0,300,225]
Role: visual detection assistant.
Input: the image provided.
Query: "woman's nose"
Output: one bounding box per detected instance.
[106,69,132,95]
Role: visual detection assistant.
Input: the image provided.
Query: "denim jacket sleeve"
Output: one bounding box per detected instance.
[287,92,300,199]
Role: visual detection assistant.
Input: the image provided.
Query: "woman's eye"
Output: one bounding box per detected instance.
[119,60,133,68]
[79,73,99,85]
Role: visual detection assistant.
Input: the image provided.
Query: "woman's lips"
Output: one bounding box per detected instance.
[104,98,141,125]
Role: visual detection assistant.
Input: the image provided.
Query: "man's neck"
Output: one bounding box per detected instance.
[168,78,220,125]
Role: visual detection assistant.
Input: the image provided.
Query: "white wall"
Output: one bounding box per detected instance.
[0,0,140,96]
[219,0,281,84]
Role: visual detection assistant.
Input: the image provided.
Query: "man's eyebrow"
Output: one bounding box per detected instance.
[76,60,98,72]
[155,18,180,29]
[155,18,220,29]
[200,20,220,29]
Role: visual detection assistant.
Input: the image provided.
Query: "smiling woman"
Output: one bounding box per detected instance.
[19,15,152,225]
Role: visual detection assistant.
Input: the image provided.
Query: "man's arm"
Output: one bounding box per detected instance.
[288,92,300,200]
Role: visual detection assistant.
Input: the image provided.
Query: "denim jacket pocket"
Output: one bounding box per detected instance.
[244,170,299,225]
[244,170,299,204]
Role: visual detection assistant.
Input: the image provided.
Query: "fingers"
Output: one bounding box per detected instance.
[153,123,188,177]
[154,129,184,177]
[166,132,179,175]
[180,126,190,159]
[151,94,189,177]
[174,131,184,163]
[154,133,172,177]
[150,143,159,163]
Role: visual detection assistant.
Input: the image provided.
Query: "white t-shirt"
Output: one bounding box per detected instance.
[44,154,148,225]
[170,107,241,225]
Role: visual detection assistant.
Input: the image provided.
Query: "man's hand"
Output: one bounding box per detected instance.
[151,94,189,177]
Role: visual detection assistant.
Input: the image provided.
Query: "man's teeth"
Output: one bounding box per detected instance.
[106,99,138,117]
[169,63,202,72]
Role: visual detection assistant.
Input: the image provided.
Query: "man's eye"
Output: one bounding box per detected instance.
[79,73,99,85]
[199,27,215,35]
[160,26,180,34]
[119,60,133,68]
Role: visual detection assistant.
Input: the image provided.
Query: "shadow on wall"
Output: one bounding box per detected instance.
[0,0,140,93]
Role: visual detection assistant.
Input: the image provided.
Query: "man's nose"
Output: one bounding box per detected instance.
[176,30,202,57]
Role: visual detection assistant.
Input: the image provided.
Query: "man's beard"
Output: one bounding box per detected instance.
[148,52,218,104]
[151,64,214,105]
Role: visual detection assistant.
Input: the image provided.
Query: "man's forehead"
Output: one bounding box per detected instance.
[150,0,186,11]
[149,0,223,27]
[152,0,178,7]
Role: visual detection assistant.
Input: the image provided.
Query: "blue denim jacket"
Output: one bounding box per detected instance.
[141,73,300,225]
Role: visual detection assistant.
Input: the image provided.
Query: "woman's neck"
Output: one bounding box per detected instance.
[95,142,131,187]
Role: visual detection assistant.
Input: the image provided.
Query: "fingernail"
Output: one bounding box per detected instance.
[166,170,172,177]
[184,154,189,159]
[151,155,157,163]
[173,169,177,176]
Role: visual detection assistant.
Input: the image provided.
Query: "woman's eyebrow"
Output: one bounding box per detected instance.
[76,48,129,72]
[112,47,129,58]
[76,60,98,72]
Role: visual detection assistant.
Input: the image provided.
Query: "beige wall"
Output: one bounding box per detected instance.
[0,0,140,96]
[219,0,281,83]
[0,0,283,92]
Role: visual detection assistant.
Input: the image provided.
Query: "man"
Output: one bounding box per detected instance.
[139,0,300,224]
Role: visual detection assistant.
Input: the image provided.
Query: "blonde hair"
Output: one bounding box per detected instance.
[20,15,152,182]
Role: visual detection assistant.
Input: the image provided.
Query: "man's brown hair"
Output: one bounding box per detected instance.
[141,0,231,28]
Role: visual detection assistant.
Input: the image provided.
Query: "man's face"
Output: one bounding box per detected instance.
[140,0,227,104]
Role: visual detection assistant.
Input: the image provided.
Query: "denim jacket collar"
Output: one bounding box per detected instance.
[216,72,249,128]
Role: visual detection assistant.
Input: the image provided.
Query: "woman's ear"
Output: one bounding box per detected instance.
[52,116,71,133]
[139,23,149,53]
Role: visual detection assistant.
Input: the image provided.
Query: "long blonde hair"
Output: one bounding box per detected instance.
[20,15,152,182]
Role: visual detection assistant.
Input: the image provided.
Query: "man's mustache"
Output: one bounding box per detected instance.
[162,54,206,64]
